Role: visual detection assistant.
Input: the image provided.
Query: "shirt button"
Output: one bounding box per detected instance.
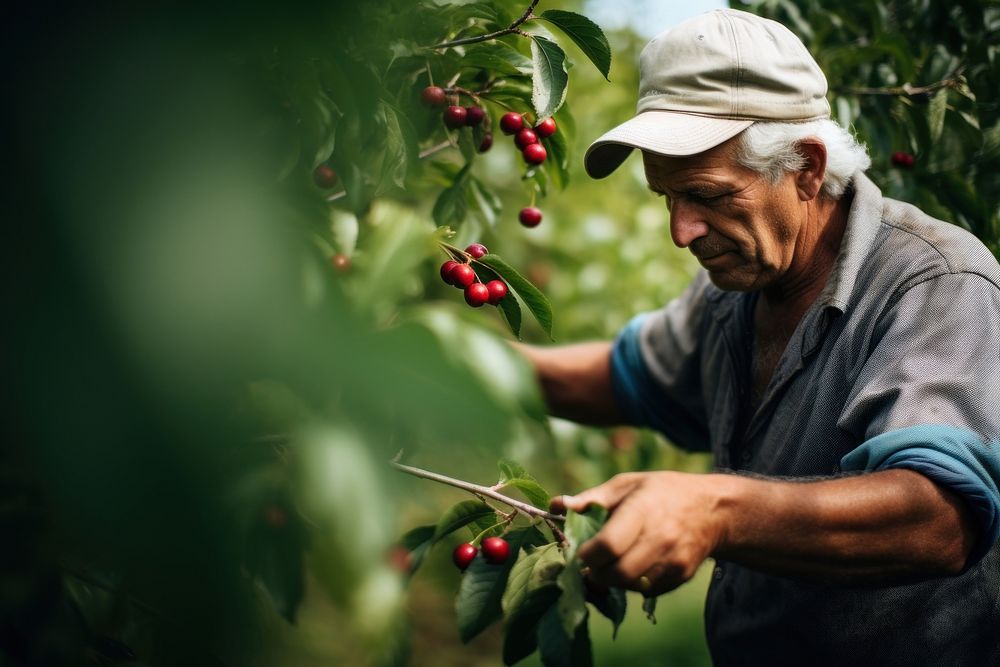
[713,566,724,580]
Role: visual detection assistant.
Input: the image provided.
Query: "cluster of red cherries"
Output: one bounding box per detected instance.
[453,536,510,570]
[422,86,548,228]
[498,111,554,167]
[422,86,494,153]
[440,243,508,307]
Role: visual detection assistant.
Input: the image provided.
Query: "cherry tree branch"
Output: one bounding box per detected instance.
[390,459,565,523]
[835,69,964,97]
[429,0,540,49]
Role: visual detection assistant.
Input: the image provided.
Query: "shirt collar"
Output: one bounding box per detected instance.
[816,172,884,313]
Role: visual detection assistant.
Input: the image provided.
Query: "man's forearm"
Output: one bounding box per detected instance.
[713,468,978,583]
[511,341,622,425]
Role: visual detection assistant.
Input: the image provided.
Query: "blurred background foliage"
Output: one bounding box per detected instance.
[3,0,996,665]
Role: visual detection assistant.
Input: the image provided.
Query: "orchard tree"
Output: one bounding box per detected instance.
[746,0,1000,256]
[3,0,628,665]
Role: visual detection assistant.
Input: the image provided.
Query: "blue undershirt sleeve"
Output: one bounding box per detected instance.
[610,312,673,433]
[841,424,1000,566]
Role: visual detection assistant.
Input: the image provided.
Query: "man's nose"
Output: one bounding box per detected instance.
[669,200,710,248]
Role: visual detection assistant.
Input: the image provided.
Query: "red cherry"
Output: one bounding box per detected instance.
[465,243,488,258]
[314,164,338,188]
[481,536,510,564]
[891,151,916,168]
[453,543,478,571]
[464,283,490,307]
[465,106,486,126]
[514,128,538,150]
[479,133,493,153]
[499,112,524,135]
[440,260,460,285]
[330,253,351,273]
[443,106,467,129]
[421,86,447,107]
[522,143,547,165]
[486,280,507,305]
[449,263,476,288]
[535,117,557,138]
[519,206,543,227]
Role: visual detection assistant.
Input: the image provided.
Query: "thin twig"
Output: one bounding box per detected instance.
[835,69,964,97]
[545,518,569,547]
[430,0,540,49]
[418,140,453,159]
[390,459,565,523]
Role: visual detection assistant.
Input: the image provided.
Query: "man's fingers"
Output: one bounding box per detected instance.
[576,496,645,569]
[548,474,640,515]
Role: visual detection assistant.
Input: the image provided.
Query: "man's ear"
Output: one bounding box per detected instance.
[794,139,827,201]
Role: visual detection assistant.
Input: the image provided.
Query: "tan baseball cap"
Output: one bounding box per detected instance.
[584,9,830,179]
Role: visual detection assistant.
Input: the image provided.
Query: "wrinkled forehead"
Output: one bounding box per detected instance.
[641,137,747,186]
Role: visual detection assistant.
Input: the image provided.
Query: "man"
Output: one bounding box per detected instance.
[520,9,1000,664]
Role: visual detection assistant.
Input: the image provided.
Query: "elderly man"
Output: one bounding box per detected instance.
[519,8,1000,664]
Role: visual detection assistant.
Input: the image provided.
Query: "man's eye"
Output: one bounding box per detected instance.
[691,193,725,205]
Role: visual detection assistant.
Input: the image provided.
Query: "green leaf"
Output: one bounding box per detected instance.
[458,127,477,162]
[497,459,551,509]
[497,459,532,484]
[529,36,569,122]
[476,254,553,338]
[589,587,626,639]
[456,526,545,643]
[642,595,658,624]
[433,500,495,543]
[506,480,550,509]
[537,603,593,667]
[502,585,560,666]
[928,87,948,144]
[555,559,588,638]
[432,163,472,227]
[469,177,502,228]
[564,505,607,562]
[502,543,565,615]
[463,42,534,76]
[470,261,523,338]
[378,101,411,192]
[542,119,570,190]
[539,10,611,80]
[497,290,523,339]
[400,524,436,574]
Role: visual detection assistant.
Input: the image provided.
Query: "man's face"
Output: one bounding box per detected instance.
[642,138,806,292]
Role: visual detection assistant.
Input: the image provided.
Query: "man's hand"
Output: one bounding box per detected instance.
[551,471,732,595]
[551,468,978,590]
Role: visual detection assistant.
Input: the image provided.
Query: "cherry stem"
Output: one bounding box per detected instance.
[471,516,515,545]
[439,241,472,263]
[445,82,497,102]
[389,459,565,523]
[430,0,540,49]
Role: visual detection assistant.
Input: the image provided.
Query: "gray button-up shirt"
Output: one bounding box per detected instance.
[611,172,1000,664]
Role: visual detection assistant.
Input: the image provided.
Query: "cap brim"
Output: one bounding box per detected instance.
[584,111,754,179]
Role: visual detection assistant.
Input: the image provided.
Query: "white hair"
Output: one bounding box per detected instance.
[735,119,871,199]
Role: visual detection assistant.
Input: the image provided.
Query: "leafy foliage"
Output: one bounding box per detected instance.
[747,0,1000,256]
[6,0,997,664]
